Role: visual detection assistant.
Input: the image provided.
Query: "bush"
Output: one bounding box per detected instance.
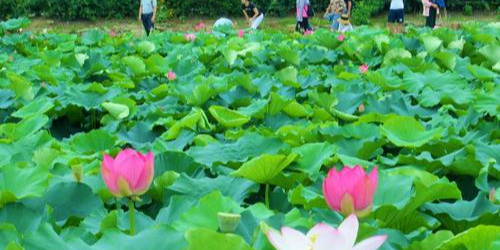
[0,0,31,20]
[45,0,137,21]
[464,4,473,16]
[351,0,385,25]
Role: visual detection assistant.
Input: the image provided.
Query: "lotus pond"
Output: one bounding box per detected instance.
[0,18,499,250]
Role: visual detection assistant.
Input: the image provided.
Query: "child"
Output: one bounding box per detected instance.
[338,14,353,33]
[241,0,264,29]
[324,0,346,31]
[138,0,157,36]
[422,0,439,28]
[387,0,404,33]
[296,0,311,33]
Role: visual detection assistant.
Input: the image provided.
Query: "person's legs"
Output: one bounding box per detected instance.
[331,13,341,31]
[302,17,310,31]
[141,13,152,36]
[426,8,436,28]
[251,14,264,29]
[396,9,404,33]
[387,9,395,33]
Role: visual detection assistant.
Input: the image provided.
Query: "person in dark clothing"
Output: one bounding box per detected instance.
[241,0,264,29]
[422,0,438,28]
[138,0,157,36]
[344,0,353,17]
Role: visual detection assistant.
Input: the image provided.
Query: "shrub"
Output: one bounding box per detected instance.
[464,4,473,16]
[44,0,137,21]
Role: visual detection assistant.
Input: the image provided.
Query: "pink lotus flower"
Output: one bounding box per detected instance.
[195,22,206,31]
[238,29,245,38]
[358,103,365,113]
[267,214,387,250]
[166,71,176,81]
[338,34,345,41]
[185,33,196,42]
[109,30,117,37]
[101,149,154,198]
[323,165,378,217]
[359,64,369,74]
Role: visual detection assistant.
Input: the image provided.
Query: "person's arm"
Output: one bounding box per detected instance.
[152,0,157,22]
[138,4,142,21]
[422,0,433,7]
[347,1,352,17]
[251,7,259,20]
[242,9,249,21]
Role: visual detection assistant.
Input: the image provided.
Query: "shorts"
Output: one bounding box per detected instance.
[388,9,404,23]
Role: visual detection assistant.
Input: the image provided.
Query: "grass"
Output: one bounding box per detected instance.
[25,11,499,35]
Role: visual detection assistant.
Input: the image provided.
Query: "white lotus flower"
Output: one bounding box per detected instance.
[266,214,387,250]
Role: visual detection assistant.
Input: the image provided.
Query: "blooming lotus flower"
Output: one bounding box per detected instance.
[109,30,117,37]
[195,22,206,31]
[267,214,387,250]
[238,29,245,38]
[323,165,378,217]
[304,30,314,35]
[101,149,154,198]
[167,71,177,81]
[338,34,345,41]
[185,33,196,42]
[359,64,369,74]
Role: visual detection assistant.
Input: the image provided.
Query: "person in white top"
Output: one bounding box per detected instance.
[387,0,404,34]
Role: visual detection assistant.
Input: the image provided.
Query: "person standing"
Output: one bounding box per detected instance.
[387,0,404,33]
[344,0,353,17]
[138,0,157,36]
[241,0,264,30]
[422,0,438,28]
[324,0,346,31]
[296,0,311,33]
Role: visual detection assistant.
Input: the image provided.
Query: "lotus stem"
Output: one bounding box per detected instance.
[128,198,136,236]
[265,183,270,209]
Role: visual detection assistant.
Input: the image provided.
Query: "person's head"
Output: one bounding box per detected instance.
[241,0,250,6]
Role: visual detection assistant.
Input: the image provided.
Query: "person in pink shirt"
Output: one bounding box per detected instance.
[422,0,439,28]
[296,0,312,33]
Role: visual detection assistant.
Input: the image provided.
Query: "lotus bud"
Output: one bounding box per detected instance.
[217,212,241,233]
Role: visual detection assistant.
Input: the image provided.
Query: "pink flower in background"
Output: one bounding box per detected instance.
[359,64,369,74]
[185,33,196,42]
[337,33,345,41]
[167,71,177,81]
[195,22,206,31]
[358,103,365,113]
[266,215,387,250]
[101,149,154,198]
[109,30,117,37]
[238,29,245,38]
[323,165,378,217]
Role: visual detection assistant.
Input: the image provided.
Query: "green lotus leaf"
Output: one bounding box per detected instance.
[231,153,298,184]
[380,116,443,148]
[209,105,251,128]
[102,102,129,120]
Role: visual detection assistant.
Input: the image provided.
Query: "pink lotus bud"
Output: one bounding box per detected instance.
[267,214,386,250]
[323,165,378,217]
[337,34,345,41]
[304,30,314,35]
[358,103,365,113]
[359,64,369,74]
[195,22,206,31]
[238,29,245,38]
[166,71,177,81]
[101,149,154,198]
[185,33,196,42]
[110,30,117,37]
